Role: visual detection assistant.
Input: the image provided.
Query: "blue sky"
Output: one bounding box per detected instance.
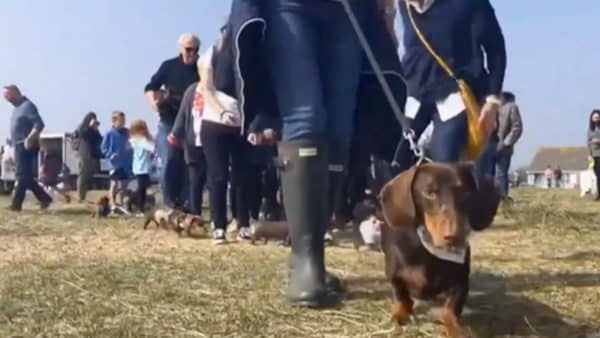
[1,0,599,167]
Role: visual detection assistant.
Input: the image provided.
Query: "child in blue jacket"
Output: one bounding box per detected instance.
[101,111,131,209]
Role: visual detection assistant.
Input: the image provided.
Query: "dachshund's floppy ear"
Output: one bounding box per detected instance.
[379,166,418,227]
[455,163,501,231]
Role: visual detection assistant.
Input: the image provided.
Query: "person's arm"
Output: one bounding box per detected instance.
[199,51,226,121]
[142,139,156,152]
[475,0,507,99]
[588,130,596,156]
[472,0,506,135]
[377,0,398,47]
[170,84,195,146]
[144,61,169,112]
[101,133,112,159]
[24,103,44,149]
[503,104,523,147]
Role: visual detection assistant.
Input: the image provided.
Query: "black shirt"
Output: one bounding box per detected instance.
[144,55,199,122]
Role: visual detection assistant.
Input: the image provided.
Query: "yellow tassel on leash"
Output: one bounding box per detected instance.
[458,79,486,160]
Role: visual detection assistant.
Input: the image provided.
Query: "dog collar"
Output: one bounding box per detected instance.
[416,225,468,264]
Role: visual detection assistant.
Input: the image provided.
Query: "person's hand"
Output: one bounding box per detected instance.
[24,134,39,150]
[478,101,499,137]
[24,136,34,150]
[220,111,239,126]
[593,138,600,144]
[262,129,277,146]
[247,133,263,146]
[146,91,162,113]
[167,134,179,147]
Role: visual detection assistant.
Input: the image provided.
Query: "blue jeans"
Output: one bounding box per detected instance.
[12,144,52,210]
[265,0,363,165]
[396,104,468,171]
[477,136,500,178]
[156,120,187,207]
[478,140,512,198]
[495,150,512,198]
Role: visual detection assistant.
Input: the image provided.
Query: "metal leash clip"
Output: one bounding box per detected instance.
[403,129,431,166]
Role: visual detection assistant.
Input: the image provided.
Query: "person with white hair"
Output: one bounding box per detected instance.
[144,33,200,209]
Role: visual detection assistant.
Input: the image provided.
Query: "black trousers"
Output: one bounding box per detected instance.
[594,157,600,197]
[230,145,280,221]
[201,121,251,230]
[262,156,280,212]
[136,174,150,212]
[187,147,207,216]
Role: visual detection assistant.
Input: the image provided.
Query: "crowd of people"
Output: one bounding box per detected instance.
[4,0,524,309]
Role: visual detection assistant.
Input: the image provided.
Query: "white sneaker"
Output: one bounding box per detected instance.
[212,229,227,245]
[324,231,334,243]
[237,227,252,241]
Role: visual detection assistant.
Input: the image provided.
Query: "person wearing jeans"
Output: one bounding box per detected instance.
[395,0,506,172]
[228,0,402,308]
[3,85,52,211]
[170,80,207,217]
[479,91,523,199]
[144,34,200,208]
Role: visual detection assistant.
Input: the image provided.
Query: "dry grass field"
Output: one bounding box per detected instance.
[0,189,599,337]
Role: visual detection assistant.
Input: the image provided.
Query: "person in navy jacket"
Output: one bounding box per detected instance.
[395,0,507,171]
[225,0,404,309]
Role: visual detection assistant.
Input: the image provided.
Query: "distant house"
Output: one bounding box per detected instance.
[526,147,591,189]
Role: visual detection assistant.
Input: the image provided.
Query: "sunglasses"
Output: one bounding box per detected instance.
[184,46,199,54]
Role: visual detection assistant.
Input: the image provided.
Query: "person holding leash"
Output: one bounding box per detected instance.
[227,0,402,308]
[395,0,507,171]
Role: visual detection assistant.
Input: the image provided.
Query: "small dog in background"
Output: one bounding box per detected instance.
[144,208,206,238]
[251,222,290,245]
[93,195,111,218]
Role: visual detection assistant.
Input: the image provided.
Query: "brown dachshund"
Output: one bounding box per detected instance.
[144,208,207,238]
[379,162,500,338]
[251,222,290,245]
[92,195,111,218]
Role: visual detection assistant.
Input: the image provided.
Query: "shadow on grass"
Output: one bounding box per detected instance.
[344,276,389,301]
[345,272,597,337]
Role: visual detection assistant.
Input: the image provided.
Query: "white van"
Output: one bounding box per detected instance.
[0,140,16,194]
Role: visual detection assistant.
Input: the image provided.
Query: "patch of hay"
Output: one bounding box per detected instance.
[0,189,598,337]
